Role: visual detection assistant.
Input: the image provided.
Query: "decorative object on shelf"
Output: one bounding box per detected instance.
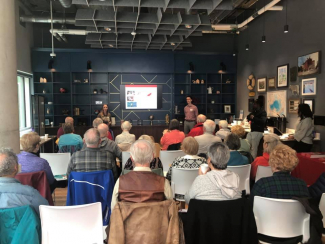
[174,105,179,114]
[180,90,184,94]
[149,115,154,126]
[102,90,108,94]
[93,89,98,94]
[196,79,200,84]
[266,90,287,117]
[268,77,276,88]
[87,60,92,70]
[216,91,220,94]
[62,109,69,115]
[41,122,44,128]
[94,109,100,115]
[289,99,301,114]
[99,88,103,94]
[192,80,196,84]
[43,78,47,83]
[46,108,51,115]
[246,74,256,91]
[48,102,53,105]
[298,51,320,77]
[224,105,231,113]
[179,120,183,125]
[248,98,255,112]
[277,64,289,87]
[50,122,54,127]
[207,87,214,94]
[95,101,102,105]
[43,89,46,94]
[74,107,80,116]
[219,62,227,73]
[290,67,298,82]
[211,100,215,104]
[289,85,300,96]
[249,91,256,97]
[302,78,316,96]
[201,80,205,84]
[84,79,89,83]
[74,80,81,83]
[165,114,170,125]
[59,88,66,93]
[226,79,231,84]
[111,117,116,125]
[137,119,142,126]
[303,99,315,112]
[188,62,194,73]
[40,77,44,83]
[45,119,50,126]
[257,78,266,92]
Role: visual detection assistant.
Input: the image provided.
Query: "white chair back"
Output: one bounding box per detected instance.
[40,153,71,178]
[121,151,131,169]
[228,164,251,195]
[171,168,198,201]
[255,166,273,182]
[40,202,103,244]
[253,196,310,243]
[319,193,325,228]
[160,150,186,173]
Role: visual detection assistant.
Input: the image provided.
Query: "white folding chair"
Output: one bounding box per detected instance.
[319,193,325,229]
[253,196,310,243]
[171,168,198,201]
[255,166,273,182]
[160,150,186,175]
[40,202,103,244]
[121,151,131,169]
[40,153,71,180]
[228,164,251,195]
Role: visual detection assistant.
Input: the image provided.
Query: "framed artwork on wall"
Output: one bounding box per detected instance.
[290,67,298,82]
[268,77,276,88]
[45,119,50,126]
[288,99,300,114]
[298,51,320,76]
[266,90,287,117]
[289,85,300,96]
[257,78,266,92]
[277,64,289,87]
[224,105,231,113]
[303,99,315,112]
[302,78,316,96]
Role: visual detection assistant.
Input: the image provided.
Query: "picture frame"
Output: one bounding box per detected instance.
[303,99,315,112]
[267,90,287,117]
[298,51,320,76]
[45,119,50,126]
[224,105,231,113]
[301,78,317,96]
[277,64,289,87]
[268,77,276,88]
[257,77,267,92]
[289,85,300,96]
[288,99,300,114]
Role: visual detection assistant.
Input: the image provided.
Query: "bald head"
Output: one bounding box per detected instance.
[197,114,207,123]
[65,117,74,124]
[97,123,109,138]
[84,128,101,147]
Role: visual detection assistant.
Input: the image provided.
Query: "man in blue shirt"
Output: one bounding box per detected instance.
[0,148,48,215]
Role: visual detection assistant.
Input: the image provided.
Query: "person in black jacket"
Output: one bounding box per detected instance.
[247,99,267,133]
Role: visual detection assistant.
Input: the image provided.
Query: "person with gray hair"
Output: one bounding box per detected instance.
[194,119,221,155]
[66,128,118,180]
[115,121,136,150]
[187,114,207,137]
[224,133,249,166]
[0,148,48,214]
[111,139,173,210]
[185,142,241,204]
[215,120,231,140]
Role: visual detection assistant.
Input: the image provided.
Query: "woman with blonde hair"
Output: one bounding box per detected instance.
[231,125,250,152]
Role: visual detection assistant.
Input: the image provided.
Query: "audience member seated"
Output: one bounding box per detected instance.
[111,140,173,210]
[225,133,249,166]
[187,114,206,137]
[66,128,118,181]
[215,120,230,140]
[124,135,163,171]
[185,142,241,204]
[166,137,206,185]
[250,144,309,202]
[308,172,325,204]
[56,116,73,139]
[115,121,136,151]
[194,119,221,155]
[250,133,281,181]
[0,148,48,215]
[58,123,83,154]
[231,125,250,152]
[93,118,113,140]
[160,119,185,150]
[18,132,57,192]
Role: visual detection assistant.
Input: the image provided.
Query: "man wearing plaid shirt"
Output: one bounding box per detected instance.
[67,128,118,181]
[251,144,309,202]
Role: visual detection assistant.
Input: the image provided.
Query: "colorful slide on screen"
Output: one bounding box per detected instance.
[125,85,158,109]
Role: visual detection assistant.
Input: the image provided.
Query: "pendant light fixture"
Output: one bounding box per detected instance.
[284,0,289,33]
[262,0,266,43]
[245,13,249,51]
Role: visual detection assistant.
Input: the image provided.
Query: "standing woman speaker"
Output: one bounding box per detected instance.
[98,104,111,124]
[289,104,314,152]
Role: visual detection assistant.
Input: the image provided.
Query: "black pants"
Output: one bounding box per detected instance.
[294,140,313,153]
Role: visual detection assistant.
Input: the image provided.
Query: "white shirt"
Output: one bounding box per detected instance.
[115,131,136,145]
[195,133,222,154]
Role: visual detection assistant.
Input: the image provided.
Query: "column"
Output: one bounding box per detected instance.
[0,0,20,153]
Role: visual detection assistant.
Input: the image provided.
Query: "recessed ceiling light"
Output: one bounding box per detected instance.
[185,25,192,29]
[131,31,136,36]
[104,27,111,31]
[171,42,176,46]
[108,44,114,48]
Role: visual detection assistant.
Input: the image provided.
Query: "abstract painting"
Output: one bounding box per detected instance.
[298,51,320,76]
[302,78,317,96]
[277,64,289,87]
[257,78,266,92]
[267,90,287,117]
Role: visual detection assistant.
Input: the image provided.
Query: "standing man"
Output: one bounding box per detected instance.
[184,96,198,135]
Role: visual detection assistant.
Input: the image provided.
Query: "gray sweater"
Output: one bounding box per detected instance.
[295,117,314,144]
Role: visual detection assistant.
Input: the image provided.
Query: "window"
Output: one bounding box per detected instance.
[17,72,32,132]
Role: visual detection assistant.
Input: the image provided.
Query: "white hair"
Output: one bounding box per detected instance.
[203,119,216,134]
[130,139,154,165]
[197,114,207,123]
[219,120,228,129]
[121,121,132,131]
[207,142,230,170]
[84,128,100,147]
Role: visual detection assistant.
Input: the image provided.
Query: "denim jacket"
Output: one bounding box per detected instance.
[0,177,49,215]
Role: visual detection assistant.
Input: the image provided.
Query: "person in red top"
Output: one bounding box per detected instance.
[160,119,185,150]
[187,114,206,137]
[57,117,74,139]
[251,133,281,180]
